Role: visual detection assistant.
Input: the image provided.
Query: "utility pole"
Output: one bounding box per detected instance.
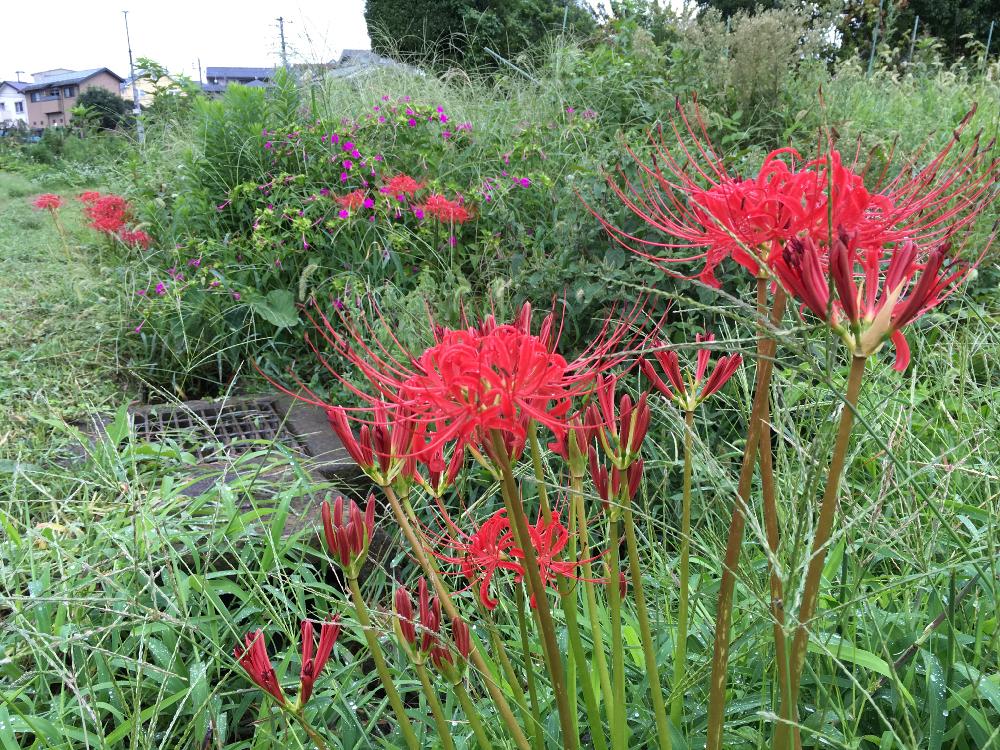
[123,10,145,146]
[277,16,288,69]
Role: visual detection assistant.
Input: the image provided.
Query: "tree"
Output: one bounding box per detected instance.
[76,87,131,130]
[364,0,596,70]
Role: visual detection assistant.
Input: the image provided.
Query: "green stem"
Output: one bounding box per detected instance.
[454,679,496,750]
[671,409,695,728]
[382,486,532,750]
[480,604,534,734]
[560,576,609,750]
[291,710,330,750]
[623,497,672,749]
[705,288,787,750]
[573,475,614,730]
[517,591,544,750]
[347,576,420,750]
[414,662,457,750]
[607,514,627,750]
[783,355,867,736]
[490,429,578,750]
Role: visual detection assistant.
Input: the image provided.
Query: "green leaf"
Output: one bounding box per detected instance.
[923,651,946,750]
[807,635,914,705]
[251,289,299,328]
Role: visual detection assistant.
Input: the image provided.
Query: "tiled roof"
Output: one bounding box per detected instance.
[22,68,124,92]
[1,80,28,93]
[205,67,275,79]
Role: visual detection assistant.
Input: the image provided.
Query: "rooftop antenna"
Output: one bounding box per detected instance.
[15,70,25,82]
[123,10,145,146]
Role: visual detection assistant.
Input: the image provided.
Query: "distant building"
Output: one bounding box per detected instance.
[203,67,275,95]
[326,48,415,80]
[0,80,29,127]
[22,68,125,129]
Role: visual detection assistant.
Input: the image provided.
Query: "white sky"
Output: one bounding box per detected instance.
[0,0,372,83]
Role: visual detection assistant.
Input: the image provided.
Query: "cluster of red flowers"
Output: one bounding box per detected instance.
[600,101,998,371]
[419,193,473,224]
[76,191,154,249]
[31,194,63,210]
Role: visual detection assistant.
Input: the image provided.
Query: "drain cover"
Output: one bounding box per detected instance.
[132,397,307,463]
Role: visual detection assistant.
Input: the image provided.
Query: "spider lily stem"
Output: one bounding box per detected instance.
[381,485,532,750]
[705,287,787,750]
[572,473,615,731]
[346,575,421,750]
[491,429,579,750]
[290,710,330,750]
[478,603,534,734]
[671,408,695,728]
[516,591,545,750]
[454,678,495,750]
[606,512,627,750]
[414,661,457,750]
[623,493,673,749]
[747,276,794,750]
[781,354,867,746]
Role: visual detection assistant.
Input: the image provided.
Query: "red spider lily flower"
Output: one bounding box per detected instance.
[595,100,997,287]
[336,189,366,211]
[640,333,743,410]
[32,194,63,210]
[393,578,443,658]
[321,494,377,577]
[234,630,287,705]
[298,616,341,705]
[772,229,978,371]
[119,229,152,249]
[419,193,473,224]
[589,449,644,512]
[84,194,130,235]
[326,403,417,489]
[592,99,812,286]
[434,509,523,610]
[384,174,425,196]
[275,301,644,460]
[586,375,650,469]
[510,510,598,607]
[77,191,101,204]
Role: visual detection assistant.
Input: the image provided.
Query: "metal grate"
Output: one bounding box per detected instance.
[131,398,305,463]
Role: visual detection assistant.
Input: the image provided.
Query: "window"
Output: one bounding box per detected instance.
[15,101,23,113]
[63,86,76,97]
[30,92,39,102]
[0,102,5,111]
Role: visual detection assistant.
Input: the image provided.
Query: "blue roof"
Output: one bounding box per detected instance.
[2,80,28,93]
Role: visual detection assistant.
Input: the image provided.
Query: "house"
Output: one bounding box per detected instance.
[202,66,275,95]
[0,80,29,127]
[22,68,125,129]
[326,48,418,80]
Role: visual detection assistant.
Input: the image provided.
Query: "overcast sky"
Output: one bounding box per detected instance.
[1,0,372,83]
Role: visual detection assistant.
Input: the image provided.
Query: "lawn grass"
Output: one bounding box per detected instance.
[0,171,136,458]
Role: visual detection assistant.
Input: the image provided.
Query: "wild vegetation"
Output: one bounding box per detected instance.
[1,4,999,749]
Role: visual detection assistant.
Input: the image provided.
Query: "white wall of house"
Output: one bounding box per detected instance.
[0,84,29,126]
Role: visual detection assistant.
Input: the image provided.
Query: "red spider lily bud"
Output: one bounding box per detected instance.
[623,392,650,456]
[891,243,951,328]
[776,237,833,324]
[417,578,442,653]
[589,447,611,510]
[830,230,860,325]
[430,644,454,671]
[513,302,532,333]
[321,494,376,578]
[694,332,714,384]
[618,570,628,599]
[394,586,417,645]
[451,616,471,660]
[624,459,643,502]
[699,354,742,401]
[234,630,287,705]
[327,407,367,465]
[298,616,341,706]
